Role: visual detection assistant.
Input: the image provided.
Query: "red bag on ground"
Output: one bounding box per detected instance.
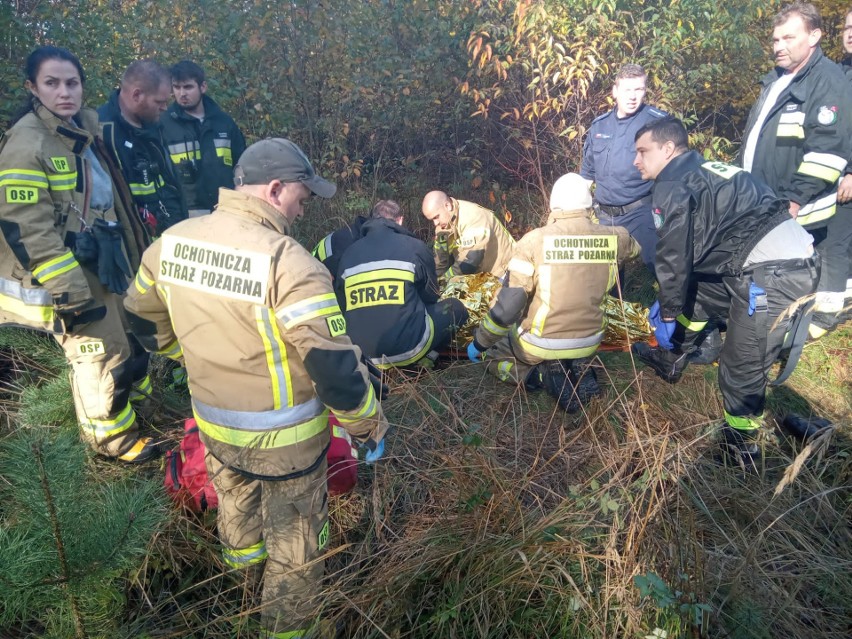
[165,414,358,509]
[327,413,358,496]
[164,418,218,512]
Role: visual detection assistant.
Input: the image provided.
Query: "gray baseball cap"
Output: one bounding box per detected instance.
[234,138,336,198]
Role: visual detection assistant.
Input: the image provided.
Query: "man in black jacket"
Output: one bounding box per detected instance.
[161,61,246,216]
[631,117,819,471]
[98,60,187,235]
[740,2,852,339]
[336,200,468,369]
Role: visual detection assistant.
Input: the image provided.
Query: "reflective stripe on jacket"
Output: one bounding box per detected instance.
[337,217,439,368]
[476,208,638,359]
[435,198,515,278]
[125,188,387,477]
[0,104,142,332]
[161,95,246,211]
[741,47,852,229]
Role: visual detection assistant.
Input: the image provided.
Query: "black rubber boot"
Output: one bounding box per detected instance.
[632,342,690,384]
[720,425,761,473]
[568,358,601,403]
[524,367,544,392]
[538,360,580,413]
[688,327,723,365]
[780,414,833,441]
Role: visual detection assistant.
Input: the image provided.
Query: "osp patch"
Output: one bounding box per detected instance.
[652,207,665,229]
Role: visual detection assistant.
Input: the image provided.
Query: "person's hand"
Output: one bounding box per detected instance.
[467,341,483,362]
[838,174,852,203]
[648,301,676,351]
[363,439,385,464]
[788,201,801,219]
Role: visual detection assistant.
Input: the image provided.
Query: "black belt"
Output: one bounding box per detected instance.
[598,195,652,217]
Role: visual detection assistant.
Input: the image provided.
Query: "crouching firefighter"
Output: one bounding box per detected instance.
[125,138,388,638]
[467,173,640,413]
[0,46,156,463]
[631,117,819,472]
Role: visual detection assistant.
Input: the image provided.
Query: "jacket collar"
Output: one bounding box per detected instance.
[107,89,162,139]
[547,207,592,224]
[760,45,825,91]
[34,102,93,154]
[167,94,222,122]
[656,150,702,182]
[361,216,416,238]
[215,188,291,235]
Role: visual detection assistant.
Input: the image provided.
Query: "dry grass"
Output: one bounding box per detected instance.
[109,328,850,639]
[1,312,849,638]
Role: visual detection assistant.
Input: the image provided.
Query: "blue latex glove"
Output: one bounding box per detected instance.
[648,301,676,351]
[364,439,385,464]
[467,341,483,362]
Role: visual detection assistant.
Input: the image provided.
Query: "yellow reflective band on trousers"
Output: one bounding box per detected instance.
[157,338,183,360]
[83,402,136,441]
[0,168,49,189]
[276,293,341,329]
[31,251,80,283]
[192,397,329,449]
[497,360,514,382]
[724,411,763,431]
[222,540,268,568]
[676,314,707,332]
[129,374,152,402]
[47,170,77,191]
[256,306,292,410]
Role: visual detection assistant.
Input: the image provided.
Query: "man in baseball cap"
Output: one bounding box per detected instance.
[234,137,336,198]
[125,137,388,636]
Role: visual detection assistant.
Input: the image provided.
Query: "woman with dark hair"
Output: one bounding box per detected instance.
[0,46,159,462]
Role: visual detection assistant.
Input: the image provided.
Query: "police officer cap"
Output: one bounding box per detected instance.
[550,173,593,211]
[234,138,337,198]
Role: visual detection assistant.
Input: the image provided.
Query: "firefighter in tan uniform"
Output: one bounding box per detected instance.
[421,190,515,278]
[125,138,388,638]
[467,174,639,412]
[0,46,156,462]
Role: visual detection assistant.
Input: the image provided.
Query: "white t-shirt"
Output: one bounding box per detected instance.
[743,72,795,173]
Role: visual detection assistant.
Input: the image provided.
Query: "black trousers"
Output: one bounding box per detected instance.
[810,204,852,328]
[672,259,819,430]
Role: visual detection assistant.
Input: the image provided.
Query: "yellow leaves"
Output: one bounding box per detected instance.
[402,87,411,96]
[342,122,350,136]
[471,176,483,189]
[488,190,496,204]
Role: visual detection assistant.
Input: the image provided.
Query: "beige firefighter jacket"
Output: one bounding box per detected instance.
[0,104,145,333]
[434,198,515,278]
[124,188,387,477]
[475,207,639,359]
